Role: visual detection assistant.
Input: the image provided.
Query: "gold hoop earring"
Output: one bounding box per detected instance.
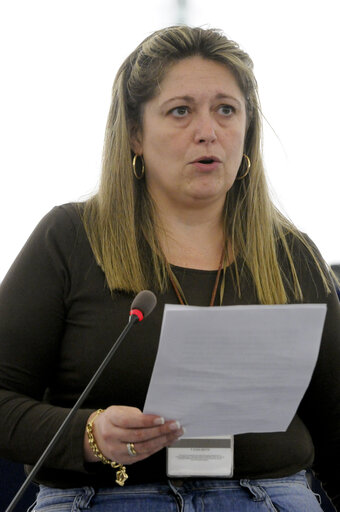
[132,154,145,180]
[236,154,251,180]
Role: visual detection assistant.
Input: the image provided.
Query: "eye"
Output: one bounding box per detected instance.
[170,106,190,118]
[218,105,235,116]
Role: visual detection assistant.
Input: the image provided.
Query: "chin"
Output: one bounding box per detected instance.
[187,192,226,206]
[187,183,230,203]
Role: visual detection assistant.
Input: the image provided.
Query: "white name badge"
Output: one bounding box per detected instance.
[167,436,234,478]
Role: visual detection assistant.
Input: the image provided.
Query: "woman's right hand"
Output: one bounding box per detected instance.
[84,405,184,465]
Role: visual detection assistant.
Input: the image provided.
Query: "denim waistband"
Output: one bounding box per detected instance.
[37,470,308,498]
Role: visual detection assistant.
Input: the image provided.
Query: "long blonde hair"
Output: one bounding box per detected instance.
[82,25,331,303]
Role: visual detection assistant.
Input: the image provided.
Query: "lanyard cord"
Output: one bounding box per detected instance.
[168,249,226,307]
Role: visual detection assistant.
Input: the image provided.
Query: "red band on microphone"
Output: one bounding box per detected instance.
[129,309,144,322]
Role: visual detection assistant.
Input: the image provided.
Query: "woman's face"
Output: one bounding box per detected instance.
[132,56,247,212]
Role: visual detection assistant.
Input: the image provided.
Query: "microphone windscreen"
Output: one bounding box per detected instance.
[130,290,157,319]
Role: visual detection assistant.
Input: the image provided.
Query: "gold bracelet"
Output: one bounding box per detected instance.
[86,408,128,486]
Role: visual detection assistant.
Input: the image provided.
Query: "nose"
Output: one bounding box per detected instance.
[193,111,217,144]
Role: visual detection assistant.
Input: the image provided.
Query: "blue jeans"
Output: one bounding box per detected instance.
[32,471,323,512]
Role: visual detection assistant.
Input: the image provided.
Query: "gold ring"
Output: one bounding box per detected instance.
[127,442,137,457]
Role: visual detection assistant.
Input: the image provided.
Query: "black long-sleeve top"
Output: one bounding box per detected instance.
[0,203,339,508]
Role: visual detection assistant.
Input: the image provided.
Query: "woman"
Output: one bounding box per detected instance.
[0,25,339,511]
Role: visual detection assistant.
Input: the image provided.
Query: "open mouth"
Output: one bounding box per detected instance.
[199,159,215,164]
[191,157,220,169]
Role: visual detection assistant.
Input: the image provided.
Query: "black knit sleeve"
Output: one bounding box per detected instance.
[294,236,340,509]
[0,204,94,473]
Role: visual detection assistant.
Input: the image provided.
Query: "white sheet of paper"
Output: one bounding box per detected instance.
[144,304,326,437]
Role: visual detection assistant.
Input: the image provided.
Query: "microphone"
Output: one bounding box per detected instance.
[130,289,157,322]
[5,290,157,512]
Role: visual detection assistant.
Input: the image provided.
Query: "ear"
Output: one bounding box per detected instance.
[129,125,143,155]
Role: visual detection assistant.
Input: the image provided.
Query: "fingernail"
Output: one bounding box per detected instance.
[154,416,165,425]
[176,427,186,437]
[169,420,181,431]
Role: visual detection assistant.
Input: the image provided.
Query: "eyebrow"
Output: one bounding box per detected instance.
[160,93,243,108]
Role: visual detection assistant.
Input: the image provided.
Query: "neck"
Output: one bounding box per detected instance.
[154,202,227,270]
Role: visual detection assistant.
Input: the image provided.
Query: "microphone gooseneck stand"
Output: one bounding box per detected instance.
[5,290,157,512]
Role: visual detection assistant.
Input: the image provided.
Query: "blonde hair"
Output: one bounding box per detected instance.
[82,25,331,303]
